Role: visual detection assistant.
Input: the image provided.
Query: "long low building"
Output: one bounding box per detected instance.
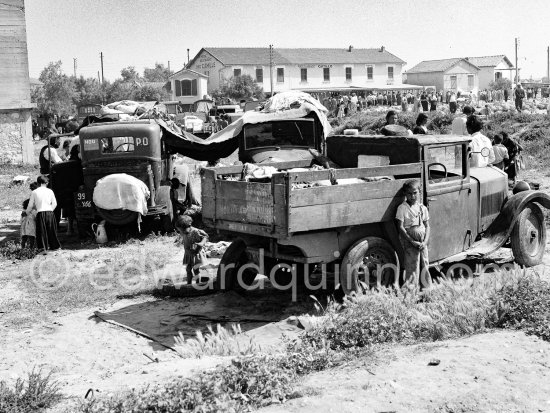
[184,46,410,95]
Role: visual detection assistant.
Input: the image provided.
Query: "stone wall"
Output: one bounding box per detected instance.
[0,109,34,164]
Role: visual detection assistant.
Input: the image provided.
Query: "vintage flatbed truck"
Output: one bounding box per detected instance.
[202,134,550,293]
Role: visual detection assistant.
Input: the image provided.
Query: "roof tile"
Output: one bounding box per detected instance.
[200,47,405,66]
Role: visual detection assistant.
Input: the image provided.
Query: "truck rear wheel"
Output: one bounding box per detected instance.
[340,237,399,295]
[511,203,546,267]
[214,239,257,290]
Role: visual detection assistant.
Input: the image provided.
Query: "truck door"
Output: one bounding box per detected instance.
[423,144,473,262]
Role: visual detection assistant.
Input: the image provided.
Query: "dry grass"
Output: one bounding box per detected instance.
[0,234,176,329]
[174,323,261,359]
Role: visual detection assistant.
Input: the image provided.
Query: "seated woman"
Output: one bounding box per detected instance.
[413,113,428,134]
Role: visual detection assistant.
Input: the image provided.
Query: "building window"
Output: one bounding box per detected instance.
[468,75,474,88]
[345,67,352,81]
[495,72,502,80]
[256,68,263,83]
[450,76,457,89]
[387,66,394,79]
[277,68,284,83]
[323,67,330,82]
[233,68,241,77]
[366,65,373,80]
[175,79,197,96]
[301,68,307,82]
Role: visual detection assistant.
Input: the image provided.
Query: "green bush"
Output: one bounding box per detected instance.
[494,274,550,341]
[0,369,62,413]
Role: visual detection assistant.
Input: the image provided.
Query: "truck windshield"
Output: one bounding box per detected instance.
[244,121,315,149]
[101,136,135,153]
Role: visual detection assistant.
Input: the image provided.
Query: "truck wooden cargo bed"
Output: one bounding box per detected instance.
[201,161,423,238]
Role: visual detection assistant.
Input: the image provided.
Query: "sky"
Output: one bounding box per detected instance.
[24,0,550,82]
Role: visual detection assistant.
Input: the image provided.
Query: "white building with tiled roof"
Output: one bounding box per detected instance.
[466,55,514,89]
[187,46,407,94]
[405,55,514,93]
[405,58,480,93]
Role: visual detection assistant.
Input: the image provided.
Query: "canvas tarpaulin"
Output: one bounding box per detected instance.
[162,91,332,161]
[92,173,150,215]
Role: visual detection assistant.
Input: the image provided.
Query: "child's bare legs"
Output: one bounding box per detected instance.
[186,264,201,284]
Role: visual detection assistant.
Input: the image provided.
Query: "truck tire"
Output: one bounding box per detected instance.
[340,237,399,295]
[511,203,547,267]
[214,239,257,290]
[266,260,311,289]
[97,208,139,226]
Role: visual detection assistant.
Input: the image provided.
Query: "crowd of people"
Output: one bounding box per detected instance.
[309,83,543,119]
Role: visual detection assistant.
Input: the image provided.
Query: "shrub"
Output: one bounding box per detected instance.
[0,241,38,260]
[493,273,550,341]
[0,369,62,413]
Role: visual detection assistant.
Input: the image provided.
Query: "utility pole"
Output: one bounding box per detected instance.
[187,49,190,66]
[100,52,105,84]
[515,38,518,84]
[547,46,549,81]
[269,44,274,96]
[97,71,101,83]
[73,58,77,77]
[168,60,171,73]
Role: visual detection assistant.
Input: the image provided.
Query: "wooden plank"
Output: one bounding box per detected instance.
[288,163,423,183]
[289,196,403,233]
[271,174,287,235]
[215,181,272,202]
[202,196,215,220]
[290,179,407,207]
[216,198,273,225]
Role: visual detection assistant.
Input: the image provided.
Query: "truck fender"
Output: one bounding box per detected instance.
[467,190,550,258]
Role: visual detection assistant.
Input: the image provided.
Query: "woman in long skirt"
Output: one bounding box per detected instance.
[26,175,60,251]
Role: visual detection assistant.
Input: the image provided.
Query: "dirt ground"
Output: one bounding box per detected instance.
[1,165,550,412]
[262,331,550,413]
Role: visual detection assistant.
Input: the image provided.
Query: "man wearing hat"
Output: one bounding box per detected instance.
[451,105,473,136]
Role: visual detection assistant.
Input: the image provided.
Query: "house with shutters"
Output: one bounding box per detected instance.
[404,58,480,94]
[186,46,407,95]
[168,69,209,105]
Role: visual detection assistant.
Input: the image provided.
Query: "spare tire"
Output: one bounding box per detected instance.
[511,203,546,267]
[97,208,139,225]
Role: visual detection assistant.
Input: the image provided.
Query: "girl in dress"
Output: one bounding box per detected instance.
[175,215,208,284]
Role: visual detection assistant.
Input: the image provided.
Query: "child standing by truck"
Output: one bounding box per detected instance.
[395,180,431,288]
[21,198,36,249]
[175,215,208,285]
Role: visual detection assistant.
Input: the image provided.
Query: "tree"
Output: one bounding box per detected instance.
[212,75,264,101]
[37,61,76,116]
[120,66,141,82]
[143,63,173,82]
[74,76,103,106]
[134,84,170,101]
[106,79,138,102]
[489,78,512,91]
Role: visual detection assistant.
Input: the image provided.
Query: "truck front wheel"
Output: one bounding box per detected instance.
[511,203,547,267]
[340,237,399,295]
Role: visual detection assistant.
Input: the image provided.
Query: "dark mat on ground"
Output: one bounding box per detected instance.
[94,288,316,350]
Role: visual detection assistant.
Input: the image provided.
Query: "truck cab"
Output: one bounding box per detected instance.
[74,120,173,232]
[238,118,320,164]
